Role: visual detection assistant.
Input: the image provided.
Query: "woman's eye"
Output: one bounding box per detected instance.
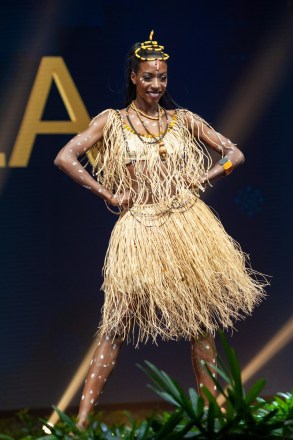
[143,76,151,81]
[160,76,167,81]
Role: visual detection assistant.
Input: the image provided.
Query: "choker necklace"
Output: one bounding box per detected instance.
[130,101,163,120]
[126,104,169,160]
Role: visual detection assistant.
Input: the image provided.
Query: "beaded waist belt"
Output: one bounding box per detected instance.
[127,194,198,227]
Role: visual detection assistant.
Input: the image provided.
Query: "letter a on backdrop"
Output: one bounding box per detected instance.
[9,57,90,167]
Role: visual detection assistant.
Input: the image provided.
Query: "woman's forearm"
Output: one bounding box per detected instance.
[205,145,245,184]
[54,148,115,204]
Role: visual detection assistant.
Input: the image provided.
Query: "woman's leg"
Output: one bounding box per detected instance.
[191,332,217,405]
[76,331,124,429]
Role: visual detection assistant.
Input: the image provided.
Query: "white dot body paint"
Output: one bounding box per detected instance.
[93,122,97,126]
[82,395,85,400]
[90,390,93,394]
[72,162,77,166]
[90,399,94,404]
[78,169,83,173]
[200,360,205,365]
[200,383,203,388]
[82,185,92,190]
[205,345,210,349]
[100,354,104,359]
[91,373,95,378]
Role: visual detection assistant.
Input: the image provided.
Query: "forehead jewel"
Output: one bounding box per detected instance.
[134,30,170,61]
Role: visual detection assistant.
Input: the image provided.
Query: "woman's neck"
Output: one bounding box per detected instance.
[133,97,159,116]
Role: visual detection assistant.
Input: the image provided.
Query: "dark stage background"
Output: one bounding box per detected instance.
[0,0,292,411]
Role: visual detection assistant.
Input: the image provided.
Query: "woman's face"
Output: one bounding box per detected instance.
[131,60,168,105]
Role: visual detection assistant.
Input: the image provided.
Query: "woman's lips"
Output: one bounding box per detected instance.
[147,91,161,99]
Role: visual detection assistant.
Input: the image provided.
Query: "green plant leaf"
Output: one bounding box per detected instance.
[141,362,181,399]
[51,406,76,429]
[205,361,230,386]
[218,331,243,399]
[188,388,199,411]
[148,386,182,407]
[204,363,229,399]
[245,379,266,405]
[0,435,16,440]
[207,403,215,435]
[35,436,57,440]
[154,410,183,439]
[162,420,195,439]
[135,420,152,440]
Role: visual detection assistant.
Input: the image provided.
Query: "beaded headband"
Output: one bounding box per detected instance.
[134,30,170,61]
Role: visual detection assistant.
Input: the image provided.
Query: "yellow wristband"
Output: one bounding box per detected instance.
[223,159,233,174]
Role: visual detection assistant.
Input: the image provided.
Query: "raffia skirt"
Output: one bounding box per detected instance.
[98,194,267,345]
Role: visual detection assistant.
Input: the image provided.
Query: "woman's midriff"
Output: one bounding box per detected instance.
[126,160,181,205]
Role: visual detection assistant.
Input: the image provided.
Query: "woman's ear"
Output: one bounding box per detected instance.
[130,71,136,85]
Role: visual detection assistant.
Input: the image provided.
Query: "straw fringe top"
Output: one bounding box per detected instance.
[87,108,221,207]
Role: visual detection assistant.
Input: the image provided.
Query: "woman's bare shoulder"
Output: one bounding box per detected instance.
[166,109,176,117]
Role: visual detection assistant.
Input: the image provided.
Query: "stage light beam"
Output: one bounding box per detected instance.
[45,340,96,429]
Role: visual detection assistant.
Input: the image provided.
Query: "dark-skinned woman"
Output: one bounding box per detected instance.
[54,31,267,429]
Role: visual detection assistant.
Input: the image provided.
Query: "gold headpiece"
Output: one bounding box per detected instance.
[134,30,169,61]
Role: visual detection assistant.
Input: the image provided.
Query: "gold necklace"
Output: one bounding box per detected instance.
[132,105,168,161]
[131,101,163,120]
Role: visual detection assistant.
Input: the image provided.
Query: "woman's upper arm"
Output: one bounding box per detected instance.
[185,110,244,162]
[54,109,111,165]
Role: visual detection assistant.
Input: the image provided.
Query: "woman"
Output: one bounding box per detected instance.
[54,32,267,429]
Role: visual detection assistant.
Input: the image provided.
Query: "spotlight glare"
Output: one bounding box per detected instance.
[46,340,96,427]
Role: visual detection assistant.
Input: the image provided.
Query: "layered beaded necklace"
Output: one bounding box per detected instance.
[126,101,169,160]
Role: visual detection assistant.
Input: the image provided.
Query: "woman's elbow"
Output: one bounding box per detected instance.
[233,147,245,166]
[54,155,60,167]
[54,152,67,169]
[54,154,62,168]
[239,150,245,165]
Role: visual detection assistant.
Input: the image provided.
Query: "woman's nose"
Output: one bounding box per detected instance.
[151,77,159,88]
